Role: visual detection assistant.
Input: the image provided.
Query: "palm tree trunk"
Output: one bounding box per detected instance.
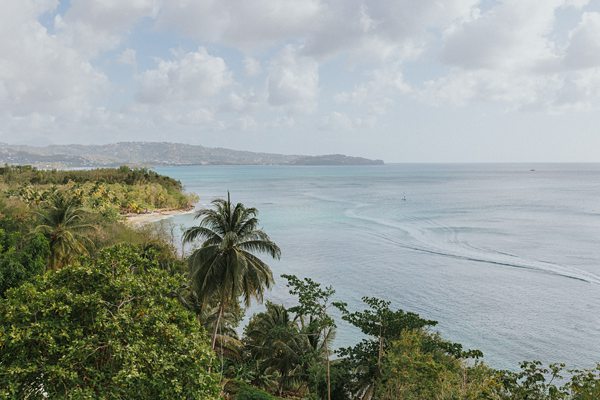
[377,324,383,369]
[326,343,331,400]
[212,300,224,350]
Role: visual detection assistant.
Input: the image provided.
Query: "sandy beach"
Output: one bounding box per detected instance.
[124,207,196,226]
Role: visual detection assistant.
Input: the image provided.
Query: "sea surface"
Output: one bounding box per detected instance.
[155,164,600,370]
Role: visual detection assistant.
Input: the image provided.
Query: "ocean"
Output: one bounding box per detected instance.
[155,164,600,370]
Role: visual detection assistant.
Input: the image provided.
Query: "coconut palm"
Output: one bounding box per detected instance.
[183,193,280,349]
[201,303,244,360]
[181,288,245,360]
[35,192,94,270]
[244,302,310,396]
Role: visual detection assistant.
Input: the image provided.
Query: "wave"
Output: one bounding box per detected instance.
[343,203,600,285]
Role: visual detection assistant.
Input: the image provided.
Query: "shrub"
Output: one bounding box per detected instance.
[0,244,220,399]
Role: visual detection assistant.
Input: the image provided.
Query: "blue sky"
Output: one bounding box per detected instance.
[1,0,600,162]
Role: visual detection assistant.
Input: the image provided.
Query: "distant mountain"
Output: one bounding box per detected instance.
[0,142,384,167]
[288,154,385,166]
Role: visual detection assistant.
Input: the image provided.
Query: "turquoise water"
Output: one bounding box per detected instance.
[155,164,600,370]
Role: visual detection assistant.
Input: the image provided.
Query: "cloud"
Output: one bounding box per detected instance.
[552,69,600,111]
[117,48,137,66]
[154,0,478,63]
[441,0,564,70]
[267,46,319,112]
[136,47,232,104]
[220,92,261,114]
[55,0,157,57]
[422,69,563,108]
[3,0,600,154]
[422,0,600,110]
[334,63,411,123]
[155,0,322,49]
[0,0,107,117]
[243,57,262,77]
[564,12,600,70]
[303,0,479,61]
[319,111,376,131]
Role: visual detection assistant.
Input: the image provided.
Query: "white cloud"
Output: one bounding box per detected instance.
[156,0,322,49]
[0,0,107,117]
[243,57,262,77]
[423,0,600,110]
[136,47,232,104]
[302,0,479,61]
[267,46,319,112]
[319,111,376,131]
[220,92,261,114]
[117,48,137,66]
[441,0,564,70]
[3,0,600,159]
[236,115,258,131]
[553,69,600,111]
[56,0,157,57]
[321,111,354,130]
[564,12,600,69]
[422,69,562,108]
[154,0,478,63]
[335,63,411,121]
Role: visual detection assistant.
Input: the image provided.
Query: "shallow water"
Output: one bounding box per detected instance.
[155,164,600,370]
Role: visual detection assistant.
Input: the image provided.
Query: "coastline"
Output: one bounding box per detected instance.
[123,206,196,225]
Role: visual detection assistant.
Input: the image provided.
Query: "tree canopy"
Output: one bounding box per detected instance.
[0,244,220,399]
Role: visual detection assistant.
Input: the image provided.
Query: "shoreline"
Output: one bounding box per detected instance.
[123,206,196,226]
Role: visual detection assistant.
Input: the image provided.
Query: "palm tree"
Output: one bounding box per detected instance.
[244,302,310,396]
[300,317,336,399]
[201,303,244,360]
[181,288,245,361]
[35,192,94,270]
[183,193,281,350]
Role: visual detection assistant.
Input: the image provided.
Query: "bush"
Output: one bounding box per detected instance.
[2,165,196,214]
[225,380,283,400]
[0,197,49,296]
[0,226,49,297]
[0,244,220,399]
[376,331,499,399]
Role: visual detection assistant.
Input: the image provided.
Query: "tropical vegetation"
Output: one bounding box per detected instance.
[183,193,280,350]
[1,165,599,399]
[0,164,196,215]
[0,244,220,399]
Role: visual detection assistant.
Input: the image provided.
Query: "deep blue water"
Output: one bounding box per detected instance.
[155,164,600,370]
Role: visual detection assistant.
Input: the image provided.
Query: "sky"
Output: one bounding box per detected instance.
[1,0,600,162]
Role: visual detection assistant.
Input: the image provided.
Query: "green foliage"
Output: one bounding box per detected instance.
[244,301,310,396]
[0,229,49,297]
[0,244,220,399]
[225,380,283,400]
[282,274,337,399]
[377,331,499,400]
[1,165,195,214]
[0,165,182,189]
[495,361,600,400]
[335,297,483,399]
[336,297,438,340]
[34,192,95,269]
[0,198,50,296]
[283,274,336,330]
[184,193,281,306]
[2,187,600,400]
[240,276,338,398]
[183,192,280,351]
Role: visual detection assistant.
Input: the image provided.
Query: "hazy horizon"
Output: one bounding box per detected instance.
[2,1,600,163]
